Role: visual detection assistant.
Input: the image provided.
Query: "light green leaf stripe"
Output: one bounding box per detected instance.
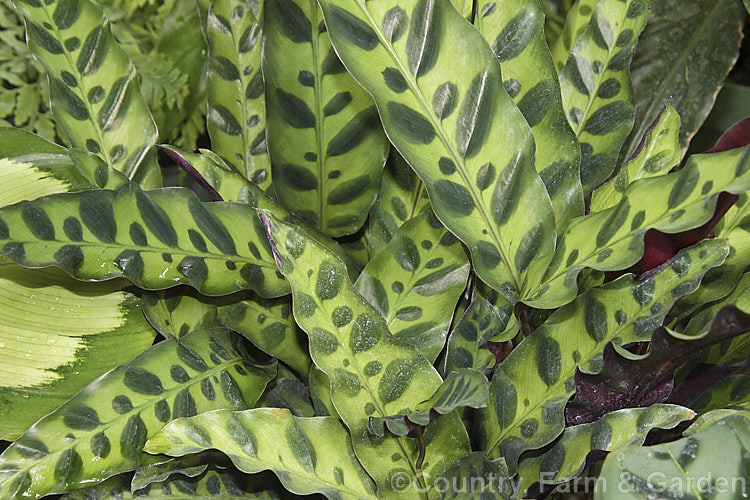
[590,103,681,213]
[206,0,272,188]
[550,0,597,71]
[369,368,489,438]
[367,151,429,257]
[356,211,470,363]
[517,404,695,494]
[0,183,289,297]
[0,328,275,498]
[476,0,584,233]
[442,287,515,376]
[0,261,156,440]
[595,415,750,500]
[218,295,312,376]
[264,0,389,237]
[12,0,161,188]
[479,239,727,473]
[146,408,378,499]
[260,211,471,497]
[317,0,556,303]
[559,0,650,195]
[526,145,750,309]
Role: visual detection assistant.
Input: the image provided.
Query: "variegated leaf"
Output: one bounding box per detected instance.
[559,0,650,194]
[367,151,429,257]
[356,211,470,362]
[439,453,513,500]
[206,0,271,188]
[12,0,161,187]
[264,0,389,237]
[549,0,597,70]
[218,295,312,377]
[317,0,557,303]
[142,288,221,339]
[476,0,583,232]
[590,103,681,212]
[145,408,378,499]
[479,240,727,473]
[525,145,750,308]
[0,328,275,498]
[260,211,471,496]
[258,373,315,416]
[517,404,695,495]
[0,183,289,297]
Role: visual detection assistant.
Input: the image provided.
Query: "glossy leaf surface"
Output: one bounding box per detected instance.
[318,0,556,303]
[264,0,388,237]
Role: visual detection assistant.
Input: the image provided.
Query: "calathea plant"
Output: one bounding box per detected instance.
[0,0,749,498]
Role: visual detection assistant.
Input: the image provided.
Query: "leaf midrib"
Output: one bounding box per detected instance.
[351,0,521,292]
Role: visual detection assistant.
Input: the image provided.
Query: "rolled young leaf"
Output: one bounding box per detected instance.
[0,183,289,297]
[356,210,470,363]
[12,0,161,187]
[206,0,272,188]
[259,211,471,496]
[476,0,584,233]
[264,0,389,237]
[145,408,377,499]
[559,0,650,195]
[478,239,727,473]
[0,328,275,498]
[317,0,556,303]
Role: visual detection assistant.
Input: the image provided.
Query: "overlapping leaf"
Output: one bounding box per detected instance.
[476,0,583,232]
[205,0,271,188]
[142,288,221,339]
[596,414,750,500]
[218,295,311,376]
[264,0,388,237]
[367,152,428,257]
[517,404,695,495]
[525,145,750,308]
[591,104,682,213]
[356,211,470,362]
[690,372,750,415]
[318,0,556,303]
[0,183,289,297]
[309,365,336,416]
[260,212,471,496]
[258,373,315,416]
[439,453,514,500]
[12,0,161,188]
[550,0,597,71]
[478,240,727,473]
[559,0,650,194]
[622,0,745,161]
[0,328,275,498]
[145,408,377,499]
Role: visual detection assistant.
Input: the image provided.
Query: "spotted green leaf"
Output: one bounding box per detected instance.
[317,0,556,303]
[218,295,312,376]
[162,145,362,278]
[131,454,215,492]
[142,289,221,339]
[146,408,377,499]
[525,145,750,308]
[356,211,470,362]
[596,414,750,500]
[479,239,727,472]
[260,211,471,496]
[368,368,489,437]
[439,453,514,500]
[476,0,583,232]
[63,466,278,498]
[264,0,388,237]
[550,0,597,71]
[0,261,156,441]
[258,374,315,416]
[559,0,650,194]
[0,328,275,498]
[206,0,271,188]
[12,0,162,188]
[309,366,336,416]
[590,103,681,213]
[517,404,696,495]
[367,151,429,257]
[0,183,289,297]
[622,0,745,162]
[442,288,515,376]
[690,372,750,415]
